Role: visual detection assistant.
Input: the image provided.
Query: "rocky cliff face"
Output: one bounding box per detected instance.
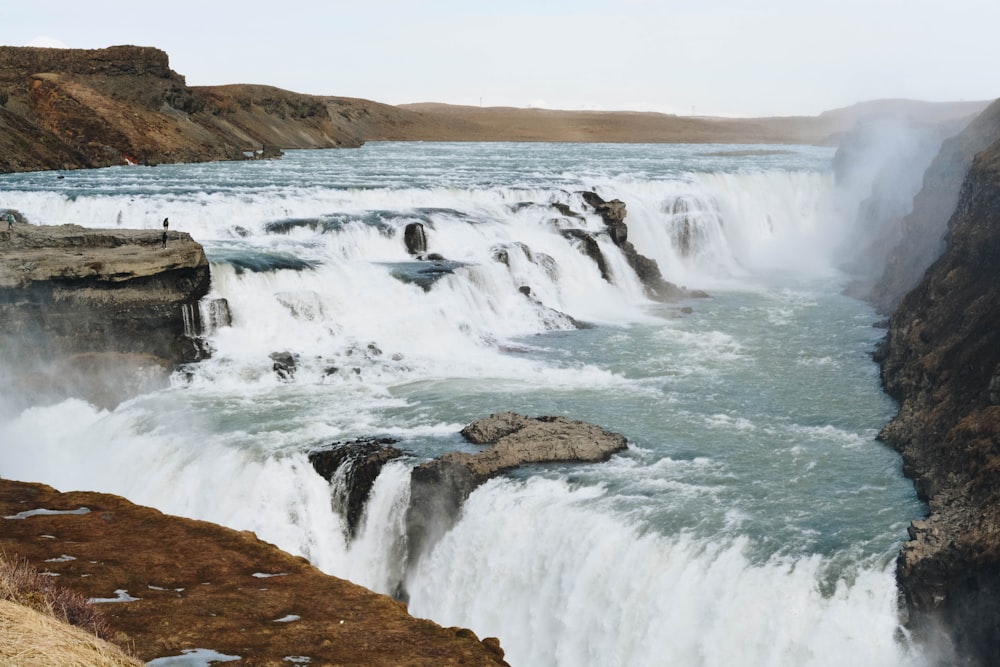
[869,99,1000,313]
[875,123,1000,664]
[0,220,211,408]
[0,45,364,172]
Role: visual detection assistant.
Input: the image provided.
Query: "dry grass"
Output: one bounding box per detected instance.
[0,553,110,638]
[0,599,142,667]
[0,553,140,666]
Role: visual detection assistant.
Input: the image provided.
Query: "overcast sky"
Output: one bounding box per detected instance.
[4,0,997,117]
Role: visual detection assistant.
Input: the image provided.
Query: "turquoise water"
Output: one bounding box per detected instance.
[0,143,924,666]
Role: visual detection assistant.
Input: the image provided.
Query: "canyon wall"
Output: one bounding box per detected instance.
[875,104,1000,665]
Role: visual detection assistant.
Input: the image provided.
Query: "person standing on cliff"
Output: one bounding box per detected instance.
[4,212,13,231]
[161,217,169,248]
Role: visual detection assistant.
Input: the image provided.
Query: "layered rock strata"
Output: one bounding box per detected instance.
[0,478,508,665]
[0,45,363,172]
[0,221,210,407]
[875,129,1000,665]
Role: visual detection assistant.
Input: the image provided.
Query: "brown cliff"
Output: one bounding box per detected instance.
[875,126,1000,665]
[0,478,508,666]
[0,45,363,172]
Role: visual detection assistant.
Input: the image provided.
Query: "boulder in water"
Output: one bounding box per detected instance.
[269,351,297,380]
[403,222,427,255]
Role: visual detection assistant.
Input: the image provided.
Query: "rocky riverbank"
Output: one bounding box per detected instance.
[874,102,1000,665]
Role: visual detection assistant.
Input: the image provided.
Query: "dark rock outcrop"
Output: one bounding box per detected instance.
[405,413,628,569]
[869,99,1000,313]
[269,351,298,380]
[580,191,706,301]
[403,222,428,255]
[560,228,613,282]
[0,221,210,408]
[875,124,1000,665]
[308,438,403,539]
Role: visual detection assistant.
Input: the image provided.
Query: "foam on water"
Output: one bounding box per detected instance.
[0,144,927,666]
[408,477,922,667]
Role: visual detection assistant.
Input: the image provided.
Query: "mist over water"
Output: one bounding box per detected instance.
[0,143,927,666]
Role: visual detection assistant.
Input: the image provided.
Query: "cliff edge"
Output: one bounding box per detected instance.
[875,126,1000,664]
[0,478,508,666]
[0,219,211,408]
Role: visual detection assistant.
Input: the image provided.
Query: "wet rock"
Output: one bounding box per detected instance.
[403,222,427,255]
[561,228,612,282]
[582,190,628,244]
[491,242,558,282]
[517,285,590,330]
[269,351,297,380]
[405,413,627,568]
[308,438,403,539]
[578,191,703,302]
[551,202,583,220]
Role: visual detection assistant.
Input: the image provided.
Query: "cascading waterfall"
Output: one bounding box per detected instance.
[0,143,927,666]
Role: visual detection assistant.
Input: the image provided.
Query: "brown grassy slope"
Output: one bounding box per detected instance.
[0,478,508,666]
[392,103,825,144]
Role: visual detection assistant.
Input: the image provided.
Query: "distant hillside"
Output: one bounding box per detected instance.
[818,98,992,128]
[393,99,991,145]
[0,46,364,172]
[0,45,990,173]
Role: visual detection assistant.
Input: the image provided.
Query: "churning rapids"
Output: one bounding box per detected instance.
[0,143,927,666]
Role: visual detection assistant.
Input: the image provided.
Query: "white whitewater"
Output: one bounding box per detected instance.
[0,143,926,666]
